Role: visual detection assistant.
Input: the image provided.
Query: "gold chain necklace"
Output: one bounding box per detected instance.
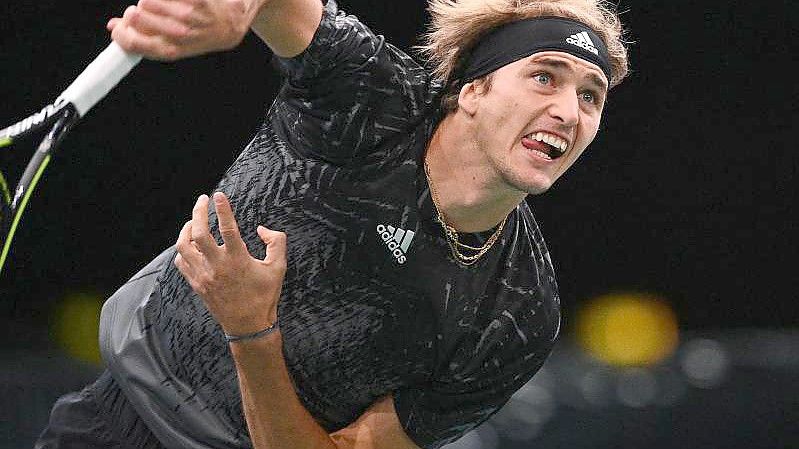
[424,160,507,266]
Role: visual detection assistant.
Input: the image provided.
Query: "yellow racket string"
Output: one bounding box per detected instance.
[0,171,9,204]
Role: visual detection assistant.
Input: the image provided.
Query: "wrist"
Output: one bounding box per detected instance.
[224,320,279,343]
[219,305,278,338]
[229,328,283,360]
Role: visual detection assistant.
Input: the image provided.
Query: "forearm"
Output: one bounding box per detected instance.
[107,0,320,61]
[175,194,327,447]
[230,331,338,449]
[250,0,323,58]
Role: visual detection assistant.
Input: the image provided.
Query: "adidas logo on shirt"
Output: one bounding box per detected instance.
[376,224,415,265]
[566,31,599,55]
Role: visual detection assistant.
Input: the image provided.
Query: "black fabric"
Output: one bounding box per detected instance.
[89,1,561,449]
[34,371,165,449]
[456,17,612,85]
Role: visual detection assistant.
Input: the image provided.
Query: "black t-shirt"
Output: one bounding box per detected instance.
[100,2,561,448]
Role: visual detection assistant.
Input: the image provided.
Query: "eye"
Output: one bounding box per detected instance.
[580,90,598,104]
[532,73,551,85]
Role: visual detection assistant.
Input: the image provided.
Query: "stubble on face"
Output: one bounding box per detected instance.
[469,53,606,197]
[469,79,557,197]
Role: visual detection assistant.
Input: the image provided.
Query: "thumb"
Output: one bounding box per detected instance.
[107,18,120,31]
[257,225,287,267]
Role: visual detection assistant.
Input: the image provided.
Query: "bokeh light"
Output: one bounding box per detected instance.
[576,292,679,367]
[680,338,730,388]
[52,292,103,365]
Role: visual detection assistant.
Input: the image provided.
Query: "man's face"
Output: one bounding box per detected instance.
[463,51,608,195]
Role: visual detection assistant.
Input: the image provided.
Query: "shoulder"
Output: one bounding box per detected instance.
[274,0,430,87]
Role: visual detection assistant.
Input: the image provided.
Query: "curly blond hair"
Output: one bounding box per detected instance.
[418,0,630,112]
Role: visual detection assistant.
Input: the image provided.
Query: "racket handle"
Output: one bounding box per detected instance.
[57,42,142,117]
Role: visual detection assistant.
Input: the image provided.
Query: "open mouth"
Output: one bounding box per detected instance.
[521,132,569,161]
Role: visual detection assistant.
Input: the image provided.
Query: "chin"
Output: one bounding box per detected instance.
[526,185,551,195]
[505,172,554,196]
[523,184,552,196]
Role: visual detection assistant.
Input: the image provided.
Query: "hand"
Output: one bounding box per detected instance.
[107,0,259,61]
[175,192,287,335]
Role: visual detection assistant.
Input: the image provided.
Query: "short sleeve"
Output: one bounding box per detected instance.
[393,316,557,449]
[269,0,436,165]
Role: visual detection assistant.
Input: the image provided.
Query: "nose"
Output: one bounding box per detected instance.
[547,89,580,127]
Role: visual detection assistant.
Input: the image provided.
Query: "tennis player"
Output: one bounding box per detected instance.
[35,0,629,448]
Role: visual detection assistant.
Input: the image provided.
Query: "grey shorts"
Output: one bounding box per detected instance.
[34,252,172,449]
[33,370,164,449]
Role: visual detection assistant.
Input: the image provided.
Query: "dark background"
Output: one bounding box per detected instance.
[0,0,797,447]
[1,0,795,333]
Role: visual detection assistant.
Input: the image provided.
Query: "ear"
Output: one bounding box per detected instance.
[457,81,481,116]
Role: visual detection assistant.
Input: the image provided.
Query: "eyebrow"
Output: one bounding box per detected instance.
[527,57,609,92]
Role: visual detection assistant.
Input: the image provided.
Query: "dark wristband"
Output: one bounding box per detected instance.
[224,322,279,343]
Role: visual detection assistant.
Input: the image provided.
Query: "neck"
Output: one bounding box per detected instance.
[425,115,527,233]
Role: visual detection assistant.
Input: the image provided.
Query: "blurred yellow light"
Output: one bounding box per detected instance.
[576,292,679,366]
[53,292,103,365]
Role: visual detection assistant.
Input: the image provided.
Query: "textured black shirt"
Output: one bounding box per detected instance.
[101,2,561,448]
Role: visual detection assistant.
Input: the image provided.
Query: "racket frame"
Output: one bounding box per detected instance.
[0,105,79,273]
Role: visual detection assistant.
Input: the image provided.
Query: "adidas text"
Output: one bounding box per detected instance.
[376,224,415,265]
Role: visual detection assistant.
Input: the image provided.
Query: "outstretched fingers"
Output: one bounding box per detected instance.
[175,220,200,275]
[190,194,221,262]
[213,192,248,256]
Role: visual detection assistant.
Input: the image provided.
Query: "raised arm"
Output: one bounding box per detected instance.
[107,0,323,60]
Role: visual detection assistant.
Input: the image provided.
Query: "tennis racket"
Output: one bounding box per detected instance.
[0,42,141,275]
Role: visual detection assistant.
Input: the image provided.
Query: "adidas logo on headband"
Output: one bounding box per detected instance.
[566,31,599,55]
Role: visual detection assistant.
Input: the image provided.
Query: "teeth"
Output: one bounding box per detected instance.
[527,132,568,153]
[531,149,552,160]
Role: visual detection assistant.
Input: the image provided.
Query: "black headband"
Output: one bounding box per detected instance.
[455,17,612,87]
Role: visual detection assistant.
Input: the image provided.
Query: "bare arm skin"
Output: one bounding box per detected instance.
[108,0,323,60]
[250,0,323,58]
[175,193,420,449]
[231,333,421,449]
